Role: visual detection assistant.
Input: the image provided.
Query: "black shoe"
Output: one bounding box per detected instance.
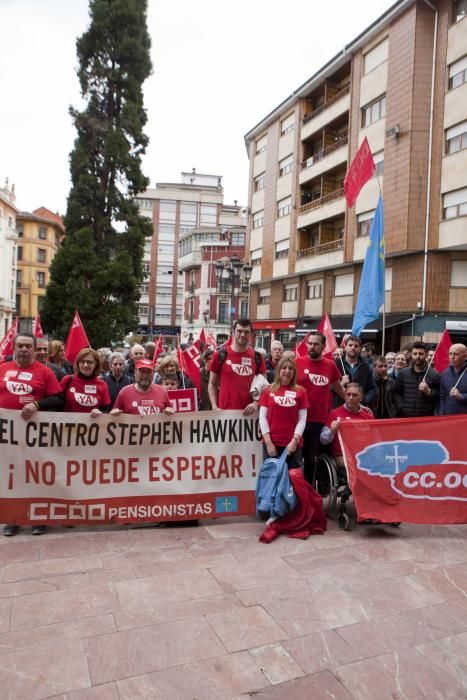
[3,524,19,537]
[31,525,47,536]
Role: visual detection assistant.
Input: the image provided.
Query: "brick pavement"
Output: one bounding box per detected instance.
[0,517,466,699]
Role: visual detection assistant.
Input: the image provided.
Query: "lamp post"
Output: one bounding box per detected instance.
[214,256,252,332]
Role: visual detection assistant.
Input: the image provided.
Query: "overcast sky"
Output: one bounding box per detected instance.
[1,0,395,214]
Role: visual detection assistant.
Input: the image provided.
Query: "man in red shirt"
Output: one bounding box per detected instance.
[296,331,345,483]
[208,318,266,414]
[111,358,175,416]
[320,383,374,465]
[1,333,64,536]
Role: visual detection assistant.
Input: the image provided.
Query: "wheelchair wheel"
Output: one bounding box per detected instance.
[338,512,351,530]
[313,454,338,514]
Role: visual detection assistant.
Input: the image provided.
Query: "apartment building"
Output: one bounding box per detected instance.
[136,171,247,343]
[245,0,467,350]
[15,207,65,330]
[0,180,18,336]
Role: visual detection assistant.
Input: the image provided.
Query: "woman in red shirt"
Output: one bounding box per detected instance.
[259,356,309,468]
[61,348,111,416]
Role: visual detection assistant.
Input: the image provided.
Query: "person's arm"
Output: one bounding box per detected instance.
[208,370,220,410]
[20,392,64,420]
[332,379,346,400]
[259,406,277,457]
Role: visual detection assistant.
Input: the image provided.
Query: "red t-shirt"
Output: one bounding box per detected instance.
[325,404,374,457]
[259,384,309,446]
[61,375,111,412]
[0,360,62,408]
[296,355,342,423]
[113,383,170,415]
[210,346,267,410]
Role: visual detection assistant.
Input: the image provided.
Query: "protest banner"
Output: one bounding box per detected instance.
[0,409,262,526]
[339,415,467,524]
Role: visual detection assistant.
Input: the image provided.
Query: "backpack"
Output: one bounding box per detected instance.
[256,448,297,520]
[218,346,262,375]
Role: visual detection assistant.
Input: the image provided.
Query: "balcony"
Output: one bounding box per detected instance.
[301,86,350,141]
[298,188,345,229]
[297,237,344,259]
[299,187,344,215]
[300,136,348,184]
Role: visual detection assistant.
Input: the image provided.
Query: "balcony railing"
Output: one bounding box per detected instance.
[301,134,348,170]
[297,237,344,259]
[303,85,350,124]
[299,187,345,215]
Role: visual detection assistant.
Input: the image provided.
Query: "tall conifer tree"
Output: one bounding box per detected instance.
[42,0,152,347]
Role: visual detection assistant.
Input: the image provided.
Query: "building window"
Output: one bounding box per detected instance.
[160,200,177,223]
[454,0,467,22]
[334,273,354,297]
[139,304,149,315]
[218,301,229,324]
[449,56,467,89]
[251,249,262,266]
[385,266,393,292]
[362,94,386,127]
[37,272,46,288]
[275,240,289,259]
[200,204,217,226]
[281,113,295,135]
[241,300,249,317]
[451,260,467,286]
[446,120,467,153]
[258,288,270,305]
[373,150,384,175]
[307,280,323,299]
[138,198,153,209]
[231,232,245,245]
[37,248,47,263]
[140,284,149,295]
[17,246,23,261]
[16,269,22,286]
[16,224,23,237]
[279,154,293,177]
[363,38,389,74]
[443,187,467,219]
[283,284,298,302]
[253,211,264,228]
[254,173,265,192]
[16,294,21,312]
[143,263,150,277]
[357,210,375,237]
[38,226,47,240]
[277,196,292,218]
[255,134,267,155]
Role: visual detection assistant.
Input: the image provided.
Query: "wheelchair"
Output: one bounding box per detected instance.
[312,453,401,531]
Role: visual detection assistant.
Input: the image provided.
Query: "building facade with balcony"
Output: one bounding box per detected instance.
[0,180,19,336]
[136,171,247,343]
[245,0,467,350]
[15,207,65,331]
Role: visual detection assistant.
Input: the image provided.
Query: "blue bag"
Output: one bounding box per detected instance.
[255,448,297,520]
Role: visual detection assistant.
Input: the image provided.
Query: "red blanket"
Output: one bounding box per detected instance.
[259,468,327,543]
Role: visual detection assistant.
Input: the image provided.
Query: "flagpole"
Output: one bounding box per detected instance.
[374,173,386,355]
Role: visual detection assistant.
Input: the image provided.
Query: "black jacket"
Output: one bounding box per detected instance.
[372,374,397,418]
[103,372,132,408]
[334,356,376,407]
[393,365,440,417]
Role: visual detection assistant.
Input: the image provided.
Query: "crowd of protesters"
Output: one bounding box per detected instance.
[1,321,466,536]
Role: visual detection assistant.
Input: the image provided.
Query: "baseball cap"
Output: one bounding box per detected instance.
[135,358,154,371]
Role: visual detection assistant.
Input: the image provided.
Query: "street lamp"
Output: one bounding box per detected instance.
[215,256,252,331]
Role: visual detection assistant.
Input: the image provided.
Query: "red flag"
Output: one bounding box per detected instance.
[200,327,217,350]
[0,317,18,363]
[65,311,90,364]
[181,341,201,394]
[340,333,351,348]
[432,329,452,373]
[33,314,44,338]
[176,335,189,375]
[317,313,338,358]
[294,331,311,358]
[153,334,164,359]
[344,137,375,208]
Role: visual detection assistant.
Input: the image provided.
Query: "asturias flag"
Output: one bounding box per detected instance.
[352,195,385,337]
